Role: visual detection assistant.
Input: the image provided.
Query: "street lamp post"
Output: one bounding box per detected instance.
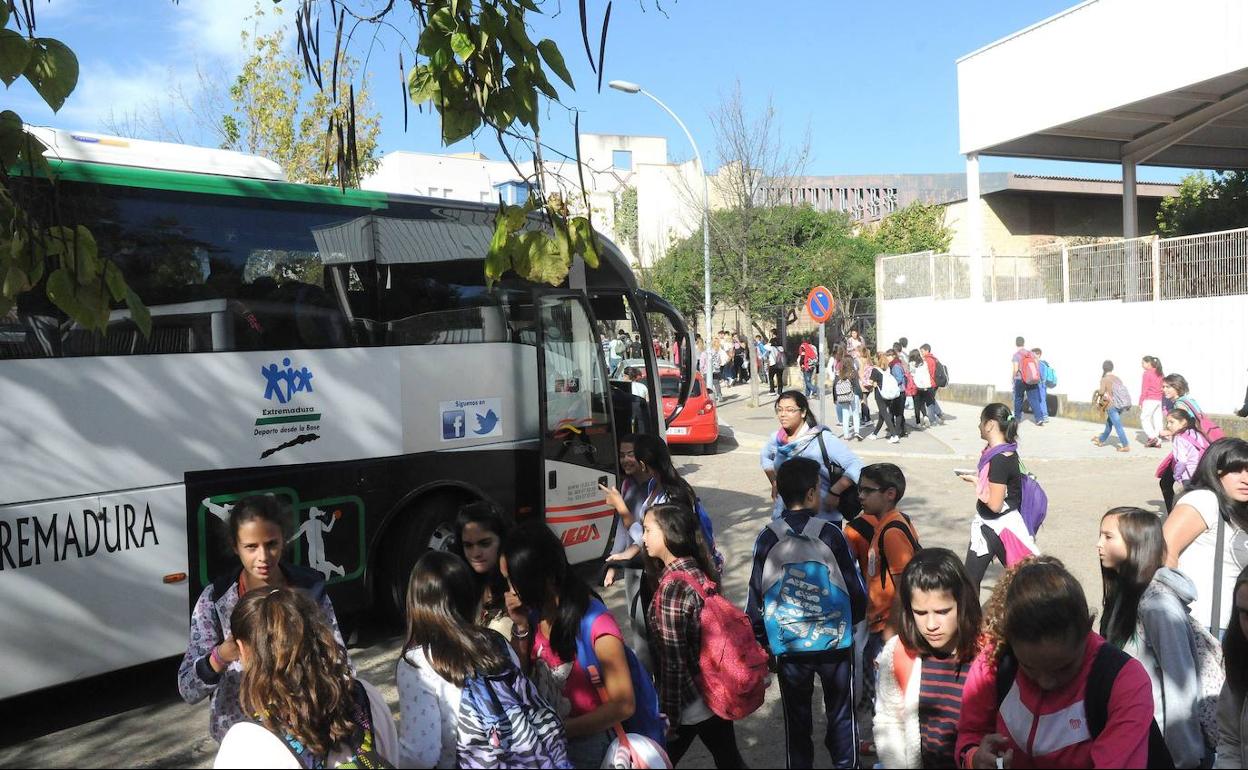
[609,80,712,382]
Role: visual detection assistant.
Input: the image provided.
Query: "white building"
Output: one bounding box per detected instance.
[361,133,709,270]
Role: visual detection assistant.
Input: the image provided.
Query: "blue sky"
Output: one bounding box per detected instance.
[10,0,1187,182]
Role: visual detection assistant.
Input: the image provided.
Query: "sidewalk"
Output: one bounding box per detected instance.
[712,383,1166,466]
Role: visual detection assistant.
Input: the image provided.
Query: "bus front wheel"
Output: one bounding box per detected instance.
[379,491,469,622]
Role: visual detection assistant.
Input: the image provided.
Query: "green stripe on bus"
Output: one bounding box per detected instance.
[38,161,390,208]
[255,413,322,426]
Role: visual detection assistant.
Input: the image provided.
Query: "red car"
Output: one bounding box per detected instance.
[659,364,719,454]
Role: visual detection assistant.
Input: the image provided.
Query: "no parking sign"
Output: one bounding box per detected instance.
[806,286,835,324]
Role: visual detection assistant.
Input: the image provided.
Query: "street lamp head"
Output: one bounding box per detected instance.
[608,80,642,94]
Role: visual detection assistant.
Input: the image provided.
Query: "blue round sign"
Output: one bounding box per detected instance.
[806,286,835,324]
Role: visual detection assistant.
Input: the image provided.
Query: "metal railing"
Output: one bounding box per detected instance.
[879,225,1248,304]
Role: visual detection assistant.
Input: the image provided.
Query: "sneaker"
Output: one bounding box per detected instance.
[889,435,900,444]
[867,433,881,441]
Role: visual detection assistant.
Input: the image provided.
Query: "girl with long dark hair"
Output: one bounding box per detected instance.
[761,389,864,523]
[642,503,746,768]
[1163,438,1248,635]
[1216,563,1248,765]
[397,550,565,768]
[874,548,983,769]
[956,558,1155,768]
[502,523,635,768]
[1098,507,1215,767]
[450,500,513,638]
[958,403,1039,589]
[214,588,396,767]
[1157,406,1212,512]
[178,495,346,742]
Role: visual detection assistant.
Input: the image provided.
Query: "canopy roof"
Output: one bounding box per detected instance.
[958,0,1248,169]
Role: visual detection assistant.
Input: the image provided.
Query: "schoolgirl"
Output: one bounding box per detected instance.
[213,588,396,768]
[1098,507,1216,767]
[450,499,514,638]
[957,404,1039,589]
[874,548,982,769]
[178,495,346,742]
[642,502,746,768]
[761,389,864,522]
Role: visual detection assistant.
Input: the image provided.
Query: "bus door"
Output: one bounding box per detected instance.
[535,291,619,564]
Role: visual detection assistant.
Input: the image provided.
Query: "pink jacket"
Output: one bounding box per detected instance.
[1172,428,1211,484]
[956,633,1153,769]
[1139,369,1163,404]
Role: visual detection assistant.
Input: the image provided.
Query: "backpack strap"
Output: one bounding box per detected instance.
[875,516,920,589]
[1212,512,1227,635]
[815,432,846,486]
[893,640,916,694]
[994,650,1018,709]
[659,568,713,600]
[1084,643,1128,738]
[846,516,875,545]
[575,600,609,675]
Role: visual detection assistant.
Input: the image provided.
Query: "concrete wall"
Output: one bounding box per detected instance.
[944,192,1167,256]
[877,293,1248,415]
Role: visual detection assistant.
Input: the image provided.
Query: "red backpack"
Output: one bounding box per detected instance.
[659,572,769,721]
[1018,350,1041,385]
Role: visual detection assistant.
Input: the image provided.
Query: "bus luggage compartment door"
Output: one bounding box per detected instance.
[535,291,618,565]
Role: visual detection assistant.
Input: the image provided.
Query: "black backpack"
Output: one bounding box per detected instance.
[934,360,949,388]
[815,432,862,518]
[995,643,1174,769]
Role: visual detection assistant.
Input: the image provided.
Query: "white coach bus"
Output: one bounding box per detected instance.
[0,129,691,699]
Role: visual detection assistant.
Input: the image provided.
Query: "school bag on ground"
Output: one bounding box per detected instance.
[457,636,572,769]
[934,360,949,388]
[845,511,921,629]
[658,572,769,720]
[576,600,667,747]
[277,680,396,769]
[1018,350,1041,386]
[759,517,856,655]
[995,643,1175,769]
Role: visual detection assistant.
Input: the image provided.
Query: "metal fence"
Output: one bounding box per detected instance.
[880,225,1248,304]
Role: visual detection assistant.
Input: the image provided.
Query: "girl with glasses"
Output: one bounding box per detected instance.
[761,389,864,524]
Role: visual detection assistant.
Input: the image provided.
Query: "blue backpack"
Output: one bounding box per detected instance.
[456,636,572,769]
[759,517,856,655]
[576,600,667,746]
[1041,360,1057,388]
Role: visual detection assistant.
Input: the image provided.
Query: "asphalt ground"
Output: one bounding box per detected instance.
[0,386,1167,767]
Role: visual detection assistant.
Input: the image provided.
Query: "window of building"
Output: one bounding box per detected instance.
[612,150,633,171]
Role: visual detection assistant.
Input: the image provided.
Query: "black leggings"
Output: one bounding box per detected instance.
[966,522,1007,590]
[1160,464,1177,513]
[872,391,892,435]
[667,714,748,768]
[889,396,908,436]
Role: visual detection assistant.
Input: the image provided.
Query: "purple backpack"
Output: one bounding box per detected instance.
[979,443,1048,537]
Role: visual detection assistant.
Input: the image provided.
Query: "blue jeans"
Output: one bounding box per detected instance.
[778,649,857,769]
[1036,382,1049,420]
[1013,379,1044,422]
[802,368,816,396]
[1100,406,1129,446]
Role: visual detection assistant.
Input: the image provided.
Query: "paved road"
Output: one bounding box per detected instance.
[0,389,1165,767]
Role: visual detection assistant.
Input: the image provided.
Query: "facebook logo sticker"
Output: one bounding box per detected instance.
[441,410,466,440]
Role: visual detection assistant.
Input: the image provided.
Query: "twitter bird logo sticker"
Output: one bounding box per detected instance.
[474,409,500,435]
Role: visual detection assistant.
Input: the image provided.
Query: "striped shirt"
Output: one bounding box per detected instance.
[919,652,969,768]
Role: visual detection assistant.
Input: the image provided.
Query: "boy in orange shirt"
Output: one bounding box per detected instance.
[844,463,920,728]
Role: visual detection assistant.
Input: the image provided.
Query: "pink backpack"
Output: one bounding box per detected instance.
[659,572,769,721]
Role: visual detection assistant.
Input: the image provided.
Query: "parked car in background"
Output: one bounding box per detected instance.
[611,358,719,454]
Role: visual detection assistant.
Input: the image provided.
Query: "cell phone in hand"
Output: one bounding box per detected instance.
[953,468,976,477]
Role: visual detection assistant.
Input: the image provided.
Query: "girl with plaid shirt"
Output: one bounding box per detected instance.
[642,502,746,768]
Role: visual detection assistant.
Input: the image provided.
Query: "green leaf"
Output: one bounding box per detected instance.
[530,67,558,101]
[516,0,541,12]
[430,8,457,35]
[506,10,536,53]
[0,30,31,86]
[104,261,127,302]
[0,110,24,169]
[440,103,481,144]
[485,218,512,287]
[72,225,99,285]
[125,287,151,337]
[45,267,74,309]
[407,65,439,105]
[451,31,476,60]
[23,38,78,113]
[537,40,573,89]
[570,216,600,268]
[0,3,10,30]
[2,265,29,296]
